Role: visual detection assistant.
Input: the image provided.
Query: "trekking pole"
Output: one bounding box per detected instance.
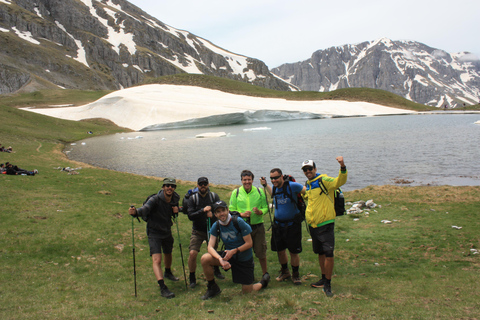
[131,211,137,298]
[262,181,279,252]
[207,217,211,241]
[175,215,188,290]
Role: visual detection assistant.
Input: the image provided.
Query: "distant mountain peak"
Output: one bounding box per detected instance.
[271,38,480,108]
[0,0,292,93]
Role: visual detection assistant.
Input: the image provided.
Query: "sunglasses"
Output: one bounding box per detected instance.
[302,167,314,172]
[198,182,208,187]
[270,175,281,180]
[164,184,176,189]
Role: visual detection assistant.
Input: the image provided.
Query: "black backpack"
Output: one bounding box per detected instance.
[317,178,346,216]
[272,175,306,222]
[181,188,217,215]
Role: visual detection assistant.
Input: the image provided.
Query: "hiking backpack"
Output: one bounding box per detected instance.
[181,187,217,215]
[272,175,306,221]
[317,178,346,216]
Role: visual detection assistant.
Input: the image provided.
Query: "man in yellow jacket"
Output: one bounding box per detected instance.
[303,157,347,297]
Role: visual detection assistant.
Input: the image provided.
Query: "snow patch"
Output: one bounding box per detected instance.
[21,84,416,131]
[55,21,89,67]
[12,27,40,45]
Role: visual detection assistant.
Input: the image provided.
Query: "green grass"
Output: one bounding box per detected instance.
[1,92,479,319]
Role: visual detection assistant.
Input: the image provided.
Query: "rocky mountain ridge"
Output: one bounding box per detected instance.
[271,38,480,108]
[0,0,292,94]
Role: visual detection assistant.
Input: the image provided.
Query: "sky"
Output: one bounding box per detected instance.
[129,0,479,68]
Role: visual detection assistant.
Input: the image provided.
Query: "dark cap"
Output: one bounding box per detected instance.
[212,200,228,213]
[197,177,209,184]
[162,177,177,186]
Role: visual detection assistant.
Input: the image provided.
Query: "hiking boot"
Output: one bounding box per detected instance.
[292,271,302,285]
[189,281,196,289]
[214,266,225,280]
[164,271,179,281]
[260,272,271,289]
[201,283,221,300]
[160,286,175,299]
[276,269,291,282]
[310,278,326,288]
[323,282,334,297]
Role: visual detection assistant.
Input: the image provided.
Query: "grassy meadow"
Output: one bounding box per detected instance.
[1,85,479,319]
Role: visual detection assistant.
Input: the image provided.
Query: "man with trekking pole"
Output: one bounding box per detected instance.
[128,178,181,299]
[185,177,224,289]
[302,157,347,297]
[260,169,306,285]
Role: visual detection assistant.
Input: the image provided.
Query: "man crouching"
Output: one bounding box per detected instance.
[200,201,270,300]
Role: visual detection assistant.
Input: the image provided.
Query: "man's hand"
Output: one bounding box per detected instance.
[252,207,262,215]
[240,211,251,218]
[172,206,179,218]
[128,206,137,217]
[259,177,267,187]
[219,258,231,270]
[336,156,345,167]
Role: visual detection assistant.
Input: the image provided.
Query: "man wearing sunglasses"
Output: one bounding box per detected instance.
[186,177,223,289]
[260,170,306,285]
[128,178,180,299]
[302,157,347,297]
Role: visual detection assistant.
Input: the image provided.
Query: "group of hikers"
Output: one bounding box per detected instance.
[128,156,347,300]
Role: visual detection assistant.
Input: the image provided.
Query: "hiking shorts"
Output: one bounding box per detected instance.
[148,234,174,256]
[189,229,219,252]
[309,223,335,256]
[230,257,255,285]
[271,221,302,254]
[250,223,267,259]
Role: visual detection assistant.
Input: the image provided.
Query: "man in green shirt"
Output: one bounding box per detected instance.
[229,170,269,277]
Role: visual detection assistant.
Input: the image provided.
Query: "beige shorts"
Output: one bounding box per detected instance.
[189,229,219,252]
[250,223,267,259]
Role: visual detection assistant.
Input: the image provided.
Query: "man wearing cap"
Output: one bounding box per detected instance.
[229,170,269,277]
[302,157,347,297]
[186,177,224,289]
[260,169,306,285]
[200,201,270,300]
[128,178,181,299]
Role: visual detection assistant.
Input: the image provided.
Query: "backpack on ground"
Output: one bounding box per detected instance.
[317,178,346,216]
[272,175,306,222]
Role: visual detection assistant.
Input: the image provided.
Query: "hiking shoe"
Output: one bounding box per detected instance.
[260,272,271,289]
[292,271,302,285]
[201,283,221,300]
[164,271,179,281]
[214,267,225,280]
[311,278,326,288]
[189,281,196,289]
[323,282,333,297]
[276,269,291,282]
[160,286,175,299]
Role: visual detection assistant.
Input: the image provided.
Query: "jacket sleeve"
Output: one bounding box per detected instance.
[258,188,268,215]
[136,196,158,222]
[228,190,238,212]
[323,168,348,191]
[187,195,206,221]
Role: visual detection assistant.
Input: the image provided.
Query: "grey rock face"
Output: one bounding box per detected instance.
[271,39,480,108]
[0,0,291,93]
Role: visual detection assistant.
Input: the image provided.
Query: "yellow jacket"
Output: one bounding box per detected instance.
[304,169,347,228]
